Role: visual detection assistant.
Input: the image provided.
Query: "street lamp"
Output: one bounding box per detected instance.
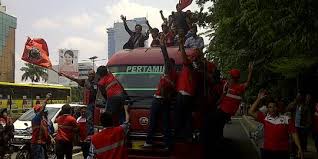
[89,56,98,70]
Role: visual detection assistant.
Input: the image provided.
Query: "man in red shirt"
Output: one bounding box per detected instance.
[249,90,303,159]
[214,63,253,140]
[77,107,89,158]
[87,112,129,159]
[55,104,78,159]
[161,23,175,47]
[144,34,177,149]
[31,93,51,159]
[96,66,127,126]
[174,35,202,140]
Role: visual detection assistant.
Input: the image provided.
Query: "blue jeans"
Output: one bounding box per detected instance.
[86,103,95,135]
[31,144,45,159]
[146,98,171,146]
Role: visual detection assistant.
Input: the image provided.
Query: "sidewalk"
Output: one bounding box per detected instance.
[240,115,318,159]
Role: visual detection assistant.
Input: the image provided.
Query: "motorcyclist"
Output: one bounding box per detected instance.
[0,108,14,159]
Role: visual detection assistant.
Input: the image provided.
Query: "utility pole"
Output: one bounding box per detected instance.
[89,56,98,70]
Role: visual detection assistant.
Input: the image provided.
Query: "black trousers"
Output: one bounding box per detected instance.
[106,94,125,126]
[174,93,194,139]
[214,109,231,140]
[146,98,171,146]
[80,141,90,159]
[56,141,73,159]
[262,149,289,159]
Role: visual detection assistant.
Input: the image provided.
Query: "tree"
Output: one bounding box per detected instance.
[195,0,318,97]
[20,63,48,82]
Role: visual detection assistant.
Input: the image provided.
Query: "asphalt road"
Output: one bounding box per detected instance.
[9,118,259,159]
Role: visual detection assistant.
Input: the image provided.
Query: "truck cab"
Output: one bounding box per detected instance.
[106,47,204,159]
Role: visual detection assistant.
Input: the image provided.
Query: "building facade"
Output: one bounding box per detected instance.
[0,4,17,82]
[107,17,149,59]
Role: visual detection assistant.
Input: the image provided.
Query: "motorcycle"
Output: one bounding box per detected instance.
[0,120,13,159]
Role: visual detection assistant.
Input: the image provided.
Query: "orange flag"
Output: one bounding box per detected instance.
[21,37,52,68]
[179,0,193,10]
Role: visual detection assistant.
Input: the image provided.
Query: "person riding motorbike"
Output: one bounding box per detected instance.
[0,108,14,159]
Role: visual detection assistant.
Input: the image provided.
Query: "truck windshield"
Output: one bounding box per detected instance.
[109,66,164,107]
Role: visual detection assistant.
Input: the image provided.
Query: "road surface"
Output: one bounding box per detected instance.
[10,118,259,159]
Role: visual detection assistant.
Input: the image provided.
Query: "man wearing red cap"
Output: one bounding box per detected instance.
[31,93,52,159]
[215,63,253,140]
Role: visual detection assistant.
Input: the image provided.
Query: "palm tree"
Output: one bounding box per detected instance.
[20,63,48,82]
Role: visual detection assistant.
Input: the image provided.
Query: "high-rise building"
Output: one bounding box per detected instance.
[0,3,17,82]
[107,17,149,59]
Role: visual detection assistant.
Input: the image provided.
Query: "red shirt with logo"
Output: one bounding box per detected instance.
[98,73,124,98]
[154,69,177,98]
[257,112,296,151]
[220,80,246,116]
[55,114,77,142]
[77,116,87,142]
[176,63,197,96]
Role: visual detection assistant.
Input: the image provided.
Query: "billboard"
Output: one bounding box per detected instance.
[58,49,79,86]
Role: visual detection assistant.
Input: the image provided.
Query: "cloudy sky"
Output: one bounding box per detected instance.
[2,0,204,82]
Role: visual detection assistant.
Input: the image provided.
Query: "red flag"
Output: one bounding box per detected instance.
[179,0,193,10]
[21,37,52,68]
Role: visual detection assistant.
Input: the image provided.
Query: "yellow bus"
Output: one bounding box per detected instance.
[0,82,71,112]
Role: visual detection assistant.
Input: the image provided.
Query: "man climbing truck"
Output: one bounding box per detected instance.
[106,46,215,159]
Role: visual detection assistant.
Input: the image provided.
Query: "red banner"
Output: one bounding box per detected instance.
[21,37,52,68]
[179,0,193,10]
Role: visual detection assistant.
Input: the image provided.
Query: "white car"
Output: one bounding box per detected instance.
[12,103,86,146]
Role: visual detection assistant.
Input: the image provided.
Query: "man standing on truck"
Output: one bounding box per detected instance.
[87,111,129,159]
[96,66,128,126]
[31,93,52,159]
[174,34,202,141]
[121,15,149,49]
[59,69,97,136]
[144,34,177,149]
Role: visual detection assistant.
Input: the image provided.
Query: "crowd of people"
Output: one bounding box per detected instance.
[121,3,203,51]
[248,91,318,159]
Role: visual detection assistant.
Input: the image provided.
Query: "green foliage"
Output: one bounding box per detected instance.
[71,87,83,103]
[196,0,318,79]
[20,63,48,82]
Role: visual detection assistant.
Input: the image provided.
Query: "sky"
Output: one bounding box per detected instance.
[1,0,204,82]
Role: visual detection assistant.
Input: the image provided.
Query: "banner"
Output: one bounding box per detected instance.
[21,37,52,68]
[58,49,79,78]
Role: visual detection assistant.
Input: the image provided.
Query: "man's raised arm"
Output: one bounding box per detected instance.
[121,15,133,35]
[58,72,85,87]
[178,34,189,64]
[42,93,52,111]
[159,34,171,75]
[244,62,253,88]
